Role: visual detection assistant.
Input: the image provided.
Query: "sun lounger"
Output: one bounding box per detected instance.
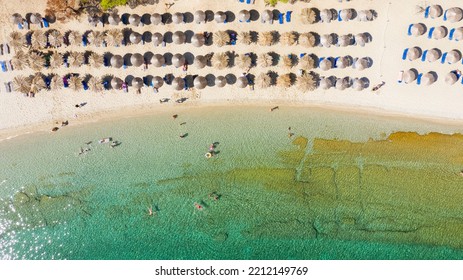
[104,57,109,67]
[286,11,292,22]
[42,18,49,28]
[63,77,69,88]
[397,70,404,83]
[0,44,2,56]
[1,61,7,72]
[18,23,23,29]
[82,81,89,90]
[3,44,9,54]
[424,6,430,18]
[300,53,306,58]
[402,48,409,60]
[239,0,244,2]
[449,28,455,40]
[421,50,428,62]
[338,10,342,21]
[428,27,435,39]
[407,24,413,36]
[417,73,423,85]
[443,10,448,21]
[279,13,284,24]
[441,52,448,64]
[82,37,87,46]
[6,60,12,71]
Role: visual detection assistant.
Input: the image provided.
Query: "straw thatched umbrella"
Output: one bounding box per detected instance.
[130,32,142,44]
[335,77,350,90]
[88,76,103,92]
[194,55,207,69]
[336,56,351,69]
[236,54,252,70]
[89,52,103,68]
[191,34,205,47]
[111,77,123,89]
[88,31,105,47]
[110,55,123,68]
[9,31,24,50]
[319,77,334,90]
[426,48,441,62]
[298,32,316,48]
[445,8,463,23]
[172,77,185,90]
[32,30,47,49]
[30,13,42,25]
[410,23,426,37]
[28,52,44,71]
[354,57,369,70]
[68,30,81,46]
[129,14,141,26]
[262,10,273,23]
[172,53,185,68]
[68,75,83,91]
[105,29,123,47]
[152,32,163,46]
[216,76,226,87]
[301,8,317,24]
[132,77,143,89]
[237,76,248,88]
[29,73,46,95]
[173,31,185,44]
[258,53,273,67]
[214,31,229,47]
[108,11,120,25]
[454,28,463,41]
[297,72,317,92]
[277,73,292,88]
[407,47,422,61]
[319,59,332,71]
[12,75,31,94]
[172,12,184,24]
[239,31,252,45]
[239,10,250,22]
[280,32,297,46]
[321,9,334,23]
[69,52,84,67]
[258,31,274,46]
[446,50,462,64]
[256,73,271,88]
[337,34,353,47]
[152,54,165,67]
[11,13,22,25]
[340,9,354,21]
[211,52,229,69]
[131,53,144,67]
[282,55,293,69]
[49,52,63,69]
[195,10,206,24]
[421,72,437,85]
[48,30,63,47]
[50,74,64,90]
[403,69,417,84]
[152,76,164,88]
[194,76,207,89]
[320,34,333,48]
[445,72,459,85]
[11,50,28,70]
[299,55,315,70]
[151,13,162,25]
[429,5,443,19]
[433,26,447,39]
[352,78,366,91]
[214,11,226,23]
[358,10,374,21]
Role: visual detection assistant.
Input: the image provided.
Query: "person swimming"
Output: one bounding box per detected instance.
[194,202,203,210]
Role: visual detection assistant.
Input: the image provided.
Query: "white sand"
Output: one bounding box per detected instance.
[1,0,463,139]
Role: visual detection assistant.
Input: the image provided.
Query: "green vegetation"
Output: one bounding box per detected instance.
[100,0,127,10]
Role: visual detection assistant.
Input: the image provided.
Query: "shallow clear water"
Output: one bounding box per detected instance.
[1,105,463,259]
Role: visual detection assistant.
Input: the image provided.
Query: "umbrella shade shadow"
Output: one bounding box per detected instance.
[250,31,258,43]
[360,77,370,88]
[184,30,194,43]
[268,71,278,86]
[162,13,172,24]
[163,53,173,65]
[144,75,153,86]
[269,52,280,66]
[163,32,173,43]
[225,74,237,84]
[249,10,260,21]
[141,14,151,25]
[121,13,130,24]
[227,51,236,67]
[143,32,152,43]
[183,12,194,23]
[184,75,195,87]
[125,75,135,85]
[205,10,214,22]
[225,11,235,22]
[144,52,154,64]
[184,52,194,65]
[123,53,133,66]
[272,9,280,20]
[205,74,216,86]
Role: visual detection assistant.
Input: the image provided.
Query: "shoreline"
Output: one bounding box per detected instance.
[2,99,463,142]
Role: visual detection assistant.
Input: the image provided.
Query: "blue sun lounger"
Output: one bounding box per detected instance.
[338,10,342,21]
[239,0,244,2]
[424,6,430,18]
[449,28,456,40]
[402,48,409,60]
[300,53,306,58]
[1,61,7,72]
[286,11,292,22]
[421,50,428,62]
[441,52,448,64]
[279,13,284,24]
[428,27,435,39]
[82,81,89,90]
[42,18,49,28]
[407,24,413,36]
[444,10,448,21]
[104,57,109,67]
[417,73,423,85]
[17,23,23,29]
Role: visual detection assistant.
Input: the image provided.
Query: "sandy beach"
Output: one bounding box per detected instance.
[2,0,463,138]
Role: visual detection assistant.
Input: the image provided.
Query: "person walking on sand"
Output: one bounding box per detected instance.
[270,106,279,112]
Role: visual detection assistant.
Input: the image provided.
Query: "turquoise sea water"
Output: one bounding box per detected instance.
[1,105,463,260]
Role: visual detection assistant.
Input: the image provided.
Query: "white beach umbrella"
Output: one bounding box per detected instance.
[194,76,207,89]
[195,10,206,24]
[352,78,366,91]
[131,53,144,67]
[152,76,164,88]
[445,72,459,85]
[111,55,123,68]
[11,13,22,24]
[354,58,369,70]
[236,76,248,88]
[191,34,205,47]
[262,10,273,23]
[429,5,443,19]
[433,26,447,39]
[173,31,185,44]
[194,55,207,69]
[319,59,332,71]
[132,77,143,89]
[335,77,351,90]
[152,54,165,67]
[30,13,42,25]
[172,12,184,24]
[151,13,162,25]
[108,13,120,25]
[214,11,226,23]
[215,76,227,87]
[446,50,462,64]
[453,28,463,41]
[407,47,422,61]
[340,9,353,21]
[320,34,333,48]
[130,32,142,44]
[357,10,374,21]
[426,48,441,62]
[172,53,185,68]
[336,56,351,69]
[152,32,163,46]
[445,8,463,23]
[403,69,417,84]
[239,10,250,22]
[111,77,123,89]
[337,34,353,47]
[410,23,426,37]
[319,77,333,89]
[129,14,141,26]
[172,77,185,90]
[421,72,437,85]
[320,9,333,23]
[354,33,369,46]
